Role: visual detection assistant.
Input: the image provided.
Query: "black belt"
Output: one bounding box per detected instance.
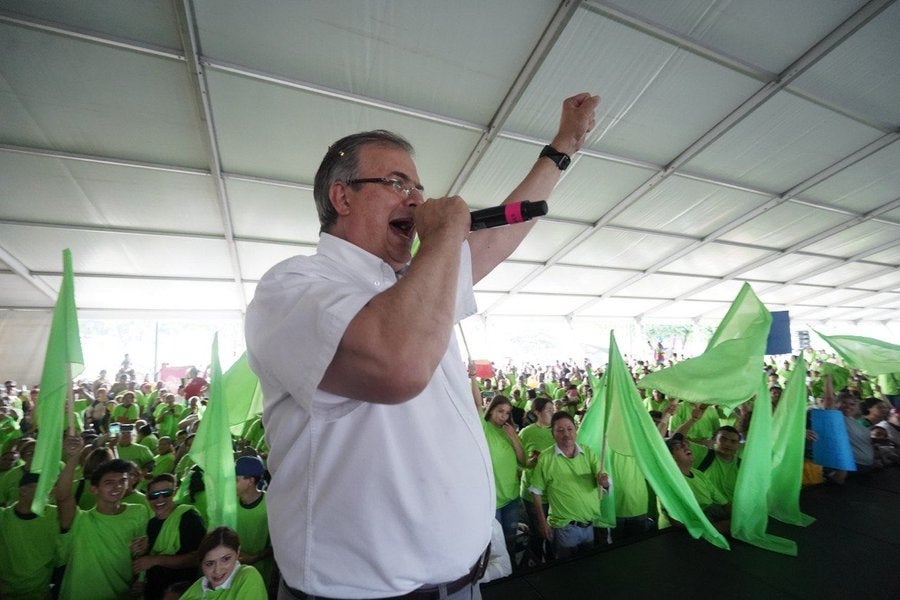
[568,520,592,528]
[282,544,491,600]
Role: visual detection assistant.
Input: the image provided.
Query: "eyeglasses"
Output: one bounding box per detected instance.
[147,488,174,500]
[346,177,424,199]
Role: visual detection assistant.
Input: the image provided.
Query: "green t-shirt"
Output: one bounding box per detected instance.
[530,444,601,527]
[609,449,648,518]
[59,503,150,600]
[117,443,154,469]
[0,464,26,507]
[139,434,159,454]
[683,468,728,508]
[481,420,520,508]
[180,564,267,600]
[153,404,184,438]
[110,404,139,422]
[690,442,740,502]
[236,493,273,586]
[0,505,60,599]
[151,452,176,478]
[517,423,554,500]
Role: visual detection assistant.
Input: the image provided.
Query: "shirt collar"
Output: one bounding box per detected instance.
[553,443,584,456]
[319,233,401,283]
[200,561,241,594]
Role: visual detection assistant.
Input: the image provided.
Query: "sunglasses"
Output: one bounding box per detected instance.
[147,488,174,500]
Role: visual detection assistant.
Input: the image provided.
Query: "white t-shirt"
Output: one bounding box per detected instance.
[245,234,494,598]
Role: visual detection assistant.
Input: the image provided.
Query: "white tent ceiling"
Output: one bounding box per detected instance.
[2,0,899,327]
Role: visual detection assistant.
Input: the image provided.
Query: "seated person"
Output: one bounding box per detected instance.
[180,526,267,599]
[665,433,731,533]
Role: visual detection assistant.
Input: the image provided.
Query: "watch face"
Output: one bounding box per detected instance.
[557,154,571,170]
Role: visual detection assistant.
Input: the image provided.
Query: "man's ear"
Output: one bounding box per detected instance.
[329,180,352,217]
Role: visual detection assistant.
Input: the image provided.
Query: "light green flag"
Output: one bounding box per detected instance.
[731,374,797,555]
[31,249,84,515]
[223,352,263,435]
[576,371,615,527]
[815,331,900,375]
[769,355,815,527]
[637,283,771,409]
[607,332,729,550]
[190,334,238,530]
[810,362,850,399]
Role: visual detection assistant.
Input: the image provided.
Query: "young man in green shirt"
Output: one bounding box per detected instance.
[56,437,150,600]
[530,412,609,559]
[0,472,61,598]
[665,433,731,533]
[234,456,274,592]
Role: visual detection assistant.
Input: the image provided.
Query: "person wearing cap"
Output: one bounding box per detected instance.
[234,455,274,591]
[769,384,783,410]
[0,471,63,598]
[132,473,205,600]
[664,433,731,532]
[529,412,610,560]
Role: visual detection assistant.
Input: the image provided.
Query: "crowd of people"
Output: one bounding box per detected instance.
[0,346,898,598]
[471,349,900,569]
[0,360,272,599]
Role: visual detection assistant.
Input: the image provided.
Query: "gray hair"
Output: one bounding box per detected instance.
[313,130,414,232]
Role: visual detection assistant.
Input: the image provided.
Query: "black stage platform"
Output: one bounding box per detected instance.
[482,468,900,600]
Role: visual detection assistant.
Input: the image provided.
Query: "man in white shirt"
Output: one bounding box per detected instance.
[246,93,599,599]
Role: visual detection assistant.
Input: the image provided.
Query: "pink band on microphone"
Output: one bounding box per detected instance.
[505,203,525,224]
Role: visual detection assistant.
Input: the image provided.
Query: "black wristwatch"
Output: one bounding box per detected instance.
[539,145,571,170]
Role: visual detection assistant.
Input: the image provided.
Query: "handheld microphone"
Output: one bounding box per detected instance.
[469,200,548,231]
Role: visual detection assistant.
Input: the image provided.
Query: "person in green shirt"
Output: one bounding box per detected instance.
[518,397,555,565]
[180,526,266,600]
[682,426,742,502]
[234,456,274,593]
[482,396,526,555]
[110,392,139,424]
[0,471,61,599]
[137,423,159,454]
[530,412,609,560]
[56,437,151,600]
[116,425,155,471]
[132,474,204,599]
[153,394,184,439]
[665,433,730,533]
[0,438,35,507]
[150,437,176,479]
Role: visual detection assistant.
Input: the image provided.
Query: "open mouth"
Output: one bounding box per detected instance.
[390,218,414,239]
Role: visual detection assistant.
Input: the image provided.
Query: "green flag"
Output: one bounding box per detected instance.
[607,332,729,550]
[810,362,850,398]
[31,249,84,515]
[576,371,615,527]
[222,352,263,435]
[637,283,771,409]
[769,355,815,527]
[190,334,237,530]
[731,375,797,555]
[815,331,900,376]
